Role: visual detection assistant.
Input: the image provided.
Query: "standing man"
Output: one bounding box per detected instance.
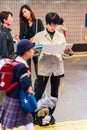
[33,12,71,124]
[0,11,15,59]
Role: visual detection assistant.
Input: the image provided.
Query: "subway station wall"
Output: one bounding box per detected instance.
[0,0,87,44]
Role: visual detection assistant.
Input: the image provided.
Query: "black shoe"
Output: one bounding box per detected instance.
[50,115,55,125]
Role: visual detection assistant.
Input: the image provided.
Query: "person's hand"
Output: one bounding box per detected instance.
[13,34,19,41]
[27,70,31,77]
[34,49,40,55]
[29,36,34,43]
[27,86,33,93]
[64,48,73,55]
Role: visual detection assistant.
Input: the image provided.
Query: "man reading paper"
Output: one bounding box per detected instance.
[33,12,72,124]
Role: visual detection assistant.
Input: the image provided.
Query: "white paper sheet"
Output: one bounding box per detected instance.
[65,43,73,50]
[41,43,73,55]
[41,43,66,55]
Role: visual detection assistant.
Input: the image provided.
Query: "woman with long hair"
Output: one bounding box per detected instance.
[19,5,44,76]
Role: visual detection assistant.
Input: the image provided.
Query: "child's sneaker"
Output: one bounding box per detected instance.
[42,115,51,125]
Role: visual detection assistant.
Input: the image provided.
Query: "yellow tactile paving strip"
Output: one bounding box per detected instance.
[73,53,87,57]
[6,120,87,130]
[35,120,87,130]
[58,82,65,96]
[63,52,87,59]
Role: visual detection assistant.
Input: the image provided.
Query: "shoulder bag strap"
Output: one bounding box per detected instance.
[36,19,38,34]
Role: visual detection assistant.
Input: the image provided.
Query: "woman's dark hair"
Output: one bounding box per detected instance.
[0,11,13,24]
[19,5,35,26]
[45,12,60,24]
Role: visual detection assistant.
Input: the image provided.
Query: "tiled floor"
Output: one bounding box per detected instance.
[55,53,87,122]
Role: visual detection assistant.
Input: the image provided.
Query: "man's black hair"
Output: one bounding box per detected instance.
[0,11,13,24]
[58,17,64,25]
[45,12,60,24]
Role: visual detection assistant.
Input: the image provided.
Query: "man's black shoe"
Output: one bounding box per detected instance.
[50,115,55,125]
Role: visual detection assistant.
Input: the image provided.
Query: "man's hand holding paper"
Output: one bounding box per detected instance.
[64,43,73,55]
